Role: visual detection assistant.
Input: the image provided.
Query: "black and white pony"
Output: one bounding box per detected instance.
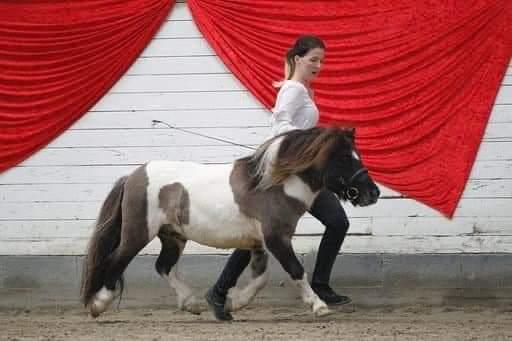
[81,127,380,319]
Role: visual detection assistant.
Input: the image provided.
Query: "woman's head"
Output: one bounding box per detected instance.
[284,35,325,83]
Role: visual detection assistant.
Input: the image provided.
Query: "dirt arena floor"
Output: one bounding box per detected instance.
[1,304,512,341]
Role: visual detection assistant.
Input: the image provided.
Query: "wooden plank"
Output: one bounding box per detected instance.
[1,202,102,220]
[489,105,512,123]
[110,74,245,93]
[154,20,201,39]
[0,217,371,240]
[127,56,229,75]
[467,160,512,179]
[371,217,474,236]
[0,165,135,185]
[343,198,512,218]
[1,235,511,256]
[141,38,215,57]
[472,218,512,235]
[463,179,512,198]
[2,198,512,221]
[0,238,92,256]
[0,220,93,239]
[0,184,113,202]
[482,123,512,141]
[336,235,512,254]
[71,109,270,129]
[92,91,262,111]
[18,146,252,166]
[166,1,191,21]
[46,127,269,148]
[476,141,512,160]
[495,85,511,104]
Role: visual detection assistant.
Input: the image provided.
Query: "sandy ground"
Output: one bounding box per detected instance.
[1,304,511,341]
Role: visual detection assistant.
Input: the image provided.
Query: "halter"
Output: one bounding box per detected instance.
[340,167,369,200]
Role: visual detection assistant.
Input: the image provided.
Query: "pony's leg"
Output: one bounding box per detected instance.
[156,228,203,315]
[263,231,332,317]
[226,248,269,312]
[168,267,203,315]
[90,226,149,317]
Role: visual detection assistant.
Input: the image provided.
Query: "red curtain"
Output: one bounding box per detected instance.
[188,0,512,216]
[0,0,175,172]
[1,1,511,217]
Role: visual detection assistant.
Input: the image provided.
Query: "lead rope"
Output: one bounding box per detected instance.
[151,119,256,151]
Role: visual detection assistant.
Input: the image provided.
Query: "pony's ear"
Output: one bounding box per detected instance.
[344,127,356,141]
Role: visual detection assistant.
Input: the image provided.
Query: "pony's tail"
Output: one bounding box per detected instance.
[81,176,128,307]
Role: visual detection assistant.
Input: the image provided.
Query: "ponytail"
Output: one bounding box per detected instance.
[272,55,293,88]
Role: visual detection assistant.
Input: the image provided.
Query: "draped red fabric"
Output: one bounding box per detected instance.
[0,0,175,173]
[1,1,510,217]
[188,0,512,217]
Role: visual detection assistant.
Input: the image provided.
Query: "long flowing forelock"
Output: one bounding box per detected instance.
[248,128,350,191]
[250,136,284,190]
[270,128,344,187]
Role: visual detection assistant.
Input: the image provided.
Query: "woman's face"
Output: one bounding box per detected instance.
[294,47,325,82]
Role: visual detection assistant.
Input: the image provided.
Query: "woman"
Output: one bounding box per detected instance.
[206,35,351,321]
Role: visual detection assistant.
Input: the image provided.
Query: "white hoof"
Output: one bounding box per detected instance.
[89,287,114,318]
[225,287,244,312]
[181,296,203,315]
[313,301,332,317]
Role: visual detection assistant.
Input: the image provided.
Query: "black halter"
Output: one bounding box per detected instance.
[340,167,369,200]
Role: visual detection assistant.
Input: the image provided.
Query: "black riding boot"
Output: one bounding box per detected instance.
[205,249,251,321]
[309,191,352,306]
[311,227,351,305]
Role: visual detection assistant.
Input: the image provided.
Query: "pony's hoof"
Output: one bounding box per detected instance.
[89,287,114,318]
[224,296,234,312]
[314,305,333,317]
[90,308,100,318]
[89,302,106,318]
[182,296,203,315]
[225,287,243,312]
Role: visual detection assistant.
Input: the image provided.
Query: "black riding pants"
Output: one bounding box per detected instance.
[212,190,350,296]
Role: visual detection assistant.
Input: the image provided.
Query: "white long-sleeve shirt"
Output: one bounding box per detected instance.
[270,80,319,136]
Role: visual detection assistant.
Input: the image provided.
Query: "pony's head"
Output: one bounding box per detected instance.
[319,128,380,206]
[248,127,380,207]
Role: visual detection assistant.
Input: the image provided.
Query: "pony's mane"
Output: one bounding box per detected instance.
[245,127,353,190]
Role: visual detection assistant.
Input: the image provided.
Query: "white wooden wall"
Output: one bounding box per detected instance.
[1,2,511,255]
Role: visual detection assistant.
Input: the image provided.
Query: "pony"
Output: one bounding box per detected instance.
[81,127,380,319]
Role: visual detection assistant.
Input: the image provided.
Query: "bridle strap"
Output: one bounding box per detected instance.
[342,167,368,200]
[343,167,368,186]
